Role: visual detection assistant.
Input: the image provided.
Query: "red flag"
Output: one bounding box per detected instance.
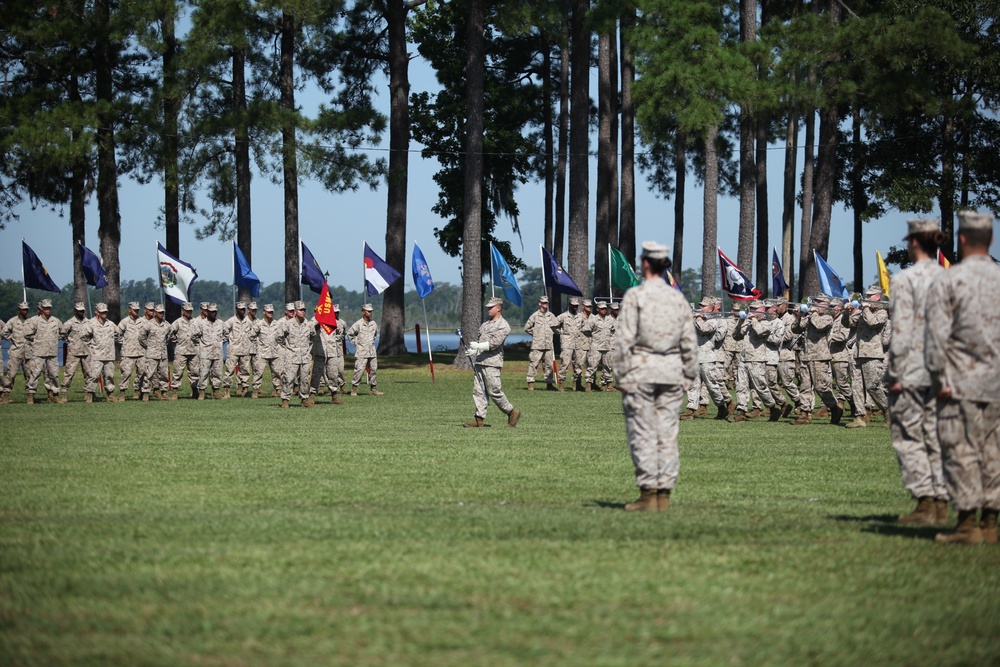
[937,249,952,269]
[315,280,337,333]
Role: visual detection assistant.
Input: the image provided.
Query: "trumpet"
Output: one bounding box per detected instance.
[849,298,892,310]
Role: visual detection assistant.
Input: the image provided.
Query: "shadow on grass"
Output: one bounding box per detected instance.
[828,513,940,541]
[586,499,627,510]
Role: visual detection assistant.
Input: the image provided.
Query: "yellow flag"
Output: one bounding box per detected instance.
[876,249,891,298]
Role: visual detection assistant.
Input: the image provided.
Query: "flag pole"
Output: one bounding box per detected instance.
[232,241,236,312]
[157,241,165,306]
[607,243,613,301]
[539,245,547,291]
[421,297,435,383]
[20,239,27,303]
[490,243,496,299]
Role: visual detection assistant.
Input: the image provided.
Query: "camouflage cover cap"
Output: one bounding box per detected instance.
[828,297,844,307]
[74,302,85,311]
[247,302,257,310]
[957,210,994,231]
[640,240,670,260]
[144,302,155,310]
[610,302,619,310]
[182,302,193,310]
[236,302,247,310]
[294,300,306,310]
[285,302,295,311]
[905,217,940,239]
[749,300,764,309]
[155,304,165,313]
[200,302,209,309]
[128,301,140,310]
[95,303,109,313]
[864,285,883,297]
[596,300,608,308]
[568,297,580,306]
[538,296,549,304]
[17,301,28,309]
[698,296,713,305]
[485,297,503,308]
[208,303,218,312]
[263,304,274,312]
[39,299,53,309]
[362,303,374,311]
[333,303,341,312]
[582,299,593,307]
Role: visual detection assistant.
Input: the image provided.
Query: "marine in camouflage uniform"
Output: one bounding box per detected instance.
[683,297,730,420]
[117,302,145,399]
[791,297,843,425]
[80,303,120,402]
[347,304,381,396]
[242,302,259,395]
[612,242,698,512]
[138,304,172,400]
[553,297,591,390]
[194,304,227,398]
[1,302,32,403]
[729,302,784,422]
[222,303,256,397]
[277,300,316,407]
[828,300,855,412]
[24,300,63,404]
[883,218,948,525]
[254,304,284,396]
[58,303,91,402]
[523,296,558,390]
[169,302,200,398]
[585,301,617,391]
[774,300,802,413]
[310,304,346,405]
[463,297,520,428]
[925,210,1000,545]
[849,286,890,422]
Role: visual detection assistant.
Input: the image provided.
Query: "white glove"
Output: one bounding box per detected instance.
[466,347,479,358]
[472,341,489,353]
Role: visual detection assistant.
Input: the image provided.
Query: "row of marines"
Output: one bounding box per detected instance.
[0,299,383,408]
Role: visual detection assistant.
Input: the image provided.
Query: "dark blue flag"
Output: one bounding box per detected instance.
[301,242,325,294]
[22,240,60,292]
[233,242,261,297]
[541,246,583,297]
[411,243,434,299]
[79,242,108,288]
[490,244,522,306]
[771,247,787,298]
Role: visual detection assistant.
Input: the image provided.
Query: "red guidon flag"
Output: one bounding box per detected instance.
[315,280,337,334]
[718,247,762,301]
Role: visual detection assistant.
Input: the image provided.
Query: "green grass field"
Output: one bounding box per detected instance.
[2,353,998,666]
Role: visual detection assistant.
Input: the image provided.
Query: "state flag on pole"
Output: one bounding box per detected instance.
[364,242,402,296]
[610,245,641,290]
[79,242,108,288]
[718,247,761,301]
[937,249,952,269]
[315,280,337,333]
[233,242,261,297]
[876,249,891,298]
[490,244,522,306]
[157,242,197,305]
[771,247,788,297]
[541,246,583,296]
[22,240,60,292]
[411,243,435,299]
[813,250,850,299]
[301,242,326,294]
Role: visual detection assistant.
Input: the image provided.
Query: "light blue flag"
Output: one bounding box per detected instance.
[411,243,434,299]
[813,250,850,298]
[490,244,522,307]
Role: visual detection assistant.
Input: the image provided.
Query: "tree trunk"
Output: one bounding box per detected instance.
[737,0,757,278]
[552,26,570,316]
[70,150,87,307]
[798,107,815,301]
[163,0,181,321]
[851,108,863,291]
[234,44,253,305]
[781,105,798,298]
[594,29,612,300]
[940,106,956,259]
[805,103,839,297]
[608,23,619,253]
[279,13,299,304]
[568,0,590,295]
[618,4,636,268]
[455,0,485,370]
[543,40,554,255]
[702,125,719,301]
[755,114,768,295]
[672,130,686,277]
[95,0,121,321]
[378,0,411,355]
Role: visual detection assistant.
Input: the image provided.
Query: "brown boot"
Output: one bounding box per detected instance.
[980,509,999,545]
[302,397,316,408]
[26,393,35,405]
[625,488,659,512]
[84,392,94,404]
[221,389,230,399]
[791,412,812,425]
[132,389,140,400]
[506,408,521,428]
[213,390,224,400]
[166,391,179,401]
[251,390,259,399]
[584,382,592,393]
[463,416,485,428]
[58,391,68,404]
[935,510,984,545]
[680,408,696,421]
[527,382,534,391]
[557,384,565,392]
[331,394,345,405]
[235,387,245,397]
[657,489,671,512]
[371,388,384,396]
[898,497,937,526]
[844,416,867,429]
[0,393,9,404]
[693,405,708,417]
[280,399,290,409]
[48,391,61,404]
[152,390,163,400]
[197,391,206,401]
[728,409,748,423]
[816,405,829,418]
[935,499,949,525]
[745,409,763,419]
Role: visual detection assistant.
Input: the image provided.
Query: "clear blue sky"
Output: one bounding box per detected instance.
[2,53,919,299]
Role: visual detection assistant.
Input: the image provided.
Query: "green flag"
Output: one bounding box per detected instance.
[610,246,641,290]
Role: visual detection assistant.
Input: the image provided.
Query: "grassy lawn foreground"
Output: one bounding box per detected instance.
[1,353,998,666]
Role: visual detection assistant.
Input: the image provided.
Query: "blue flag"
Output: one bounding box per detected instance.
[79,242,108,288]
[233,242,261,297]
[541,246,583,297]
[301,242,325,294]
[771,247,787,298]
[22,240,60,292]
[813,250,850,298]
[490,244,522,306]
[364,243,402,296]
[411,243,434,299]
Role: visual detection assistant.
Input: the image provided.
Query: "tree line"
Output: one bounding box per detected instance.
[3,0,997,363]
